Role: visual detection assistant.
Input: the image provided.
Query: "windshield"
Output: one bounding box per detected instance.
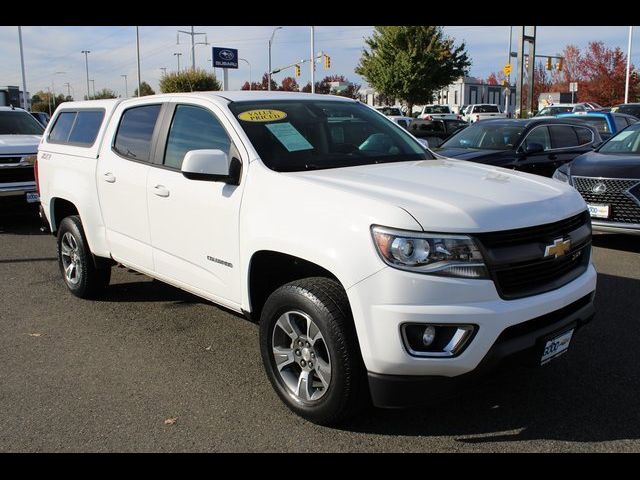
[440,122,525,150]
[423,106,451,114]
[0,111,45,135]
[474,105,500,113]
[376,107,403,116]
[598,124,640,154]
[229,100,431,172]
[537,106,573,116]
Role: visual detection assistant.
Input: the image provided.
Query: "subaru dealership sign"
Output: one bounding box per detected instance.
[212,47,238,69]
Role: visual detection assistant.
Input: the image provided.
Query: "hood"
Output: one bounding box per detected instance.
[569,151,640,178]
[434,147,506,162]
[286,158,586,233]
[0,135,41,155]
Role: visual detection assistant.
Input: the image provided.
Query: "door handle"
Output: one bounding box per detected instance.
[153,184,170,198]
[103,172,116,183]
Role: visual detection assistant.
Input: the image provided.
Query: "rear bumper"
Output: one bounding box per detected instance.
[0,181,36,197]
[368,293,595,408]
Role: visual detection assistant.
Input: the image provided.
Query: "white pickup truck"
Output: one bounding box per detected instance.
[37,92,596,425]
[463,104,507,123]
[418,104,459,120]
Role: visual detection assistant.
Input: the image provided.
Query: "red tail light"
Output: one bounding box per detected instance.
[34,156,40,194]
[425,115,432,121]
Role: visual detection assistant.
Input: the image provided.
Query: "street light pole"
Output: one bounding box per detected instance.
[18,26,28,109]
[51,71,65,109]
[505,25,513,116]
[63,82,73,99]
[268,26,283,91]
[81,50,90,100]
[90,79,95,98]
[174,52,182,72]
[625,26,634,104]
[310,26,315,94]
[239,58,252,90]
[177,27,206,71]
[160,67,167,76]
[121,75,128,98]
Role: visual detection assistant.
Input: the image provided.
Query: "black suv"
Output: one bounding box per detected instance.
[434,118,603,177]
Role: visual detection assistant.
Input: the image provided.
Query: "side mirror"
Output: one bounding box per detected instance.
[181,149,241,185]
[523,142,544,155]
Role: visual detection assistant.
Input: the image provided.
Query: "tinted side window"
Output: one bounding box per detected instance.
[114,104,162,162]
[49,112,77,142]
[524,126,551,150]
[549,125,579,148]
[574,126,593,145]
[614,115,627,131]
[68,111,105,145]
[163,105,231,169]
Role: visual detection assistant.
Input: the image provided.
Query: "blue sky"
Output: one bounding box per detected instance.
[0,26,638,100]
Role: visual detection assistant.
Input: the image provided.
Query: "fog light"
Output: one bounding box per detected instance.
[422,326,436,346]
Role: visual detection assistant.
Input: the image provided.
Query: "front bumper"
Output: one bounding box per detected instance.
[347,262,597,377]
[368,292,594,408]
[591,220,640,235]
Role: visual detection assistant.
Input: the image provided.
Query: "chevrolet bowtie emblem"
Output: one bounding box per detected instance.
[544,238,572,258]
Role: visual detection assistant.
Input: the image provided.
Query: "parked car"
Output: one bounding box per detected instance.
[0,106,44,213]
[375,106,413,129]
[417,105,459,120]
[552,122,640,234]
[462,104,507,123]
[30,111,51,127]
[556,111,638,140]
[535,103,590,117]
[38,92,596,425]
[610,103,640,119]
[408,118,469,147]
[434,118,603,177]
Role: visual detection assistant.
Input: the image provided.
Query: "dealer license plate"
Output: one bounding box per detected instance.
[540,329,574,365]
[26,192,40,203]
[587,204,609,218]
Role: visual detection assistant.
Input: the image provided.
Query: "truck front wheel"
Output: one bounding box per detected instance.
[259,277,369,425]
[57,215,111,299]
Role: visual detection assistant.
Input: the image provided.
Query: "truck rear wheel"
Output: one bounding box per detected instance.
[57,215,111,299]
[259,277,369,425]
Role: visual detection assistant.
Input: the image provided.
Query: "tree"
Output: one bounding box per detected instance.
[486,72,506,85]
[549,44,583,92]
[30,90,69,112]
[133,81,155,97]
[279,76,299,92]
[159,68,221,93]
[85,88,118,100]
[241,73,278,91]
[356,26,471,113]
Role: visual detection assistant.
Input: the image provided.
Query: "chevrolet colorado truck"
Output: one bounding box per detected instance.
[0,106,44,212]
[463,104,507,123]
[37,92,596,425]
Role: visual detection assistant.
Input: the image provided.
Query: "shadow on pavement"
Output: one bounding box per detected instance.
[592,232,640,254]
[338,272,640,445]
[0,211,46,236]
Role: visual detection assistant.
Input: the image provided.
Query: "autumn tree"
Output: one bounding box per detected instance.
[279,76,299,92]
[486,71,506,85]
[356,26,470,113]
[549,44,583,92]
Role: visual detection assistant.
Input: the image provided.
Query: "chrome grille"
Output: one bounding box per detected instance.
[573,176,640,224]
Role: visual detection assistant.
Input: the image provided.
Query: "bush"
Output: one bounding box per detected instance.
[159,68,222,93]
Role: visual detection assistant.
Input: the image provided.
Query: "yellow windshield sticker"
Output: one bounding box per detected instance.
[238,109,287,122]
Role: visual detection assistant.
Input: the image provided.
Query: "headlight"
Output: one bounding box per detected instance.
[552,168,570,183]
[371,226,488,278]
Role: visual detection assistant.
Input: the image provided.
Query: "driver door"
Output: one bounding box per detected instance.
[516,125,556,176]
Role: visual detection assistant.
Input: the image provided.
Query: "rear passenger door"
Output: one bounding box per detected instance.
[97,100,164,272]
[547,124,596,174]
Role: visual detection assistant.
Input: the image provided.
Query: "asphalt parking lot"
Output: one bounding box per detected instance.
[1,213,639,452]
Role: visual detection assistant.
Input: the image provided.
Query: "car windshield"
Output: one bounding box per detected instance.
[537,106,573,116]
[598,124,640,154]
[475,105,500,113]
[423,106,451,114]
[229,100,431,172]
[377,107,402,116]
[440,122,525,150]
[0,111,45,135]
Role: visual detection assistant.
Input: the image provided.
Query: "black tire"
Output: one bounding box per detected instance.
[56,215,111,299]
[259,277,370,425]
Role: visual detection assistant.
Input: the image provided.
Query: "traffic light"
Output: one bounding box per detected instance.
[556,58,564,71]
[524,55,529,70]
[294,64,300,77]
[546,57,552,70]
[324,54,331,69]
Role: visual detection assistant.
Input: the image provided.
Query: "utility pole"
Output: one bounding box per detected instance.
[121,75,128,98]
[310,26,315,94]
[268,27,283,91]
[515,26,536,118]
[160,67,167,76]
[239,58,252,90]
[18,26,28,109]
[90,79,95,98]
[136,26,142,98]
[173,52,182,72]
[178,27,206,70]
[63,82,72,99]
[81,50,91,100]
[625,26,634,104]
[505,26,512,116]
